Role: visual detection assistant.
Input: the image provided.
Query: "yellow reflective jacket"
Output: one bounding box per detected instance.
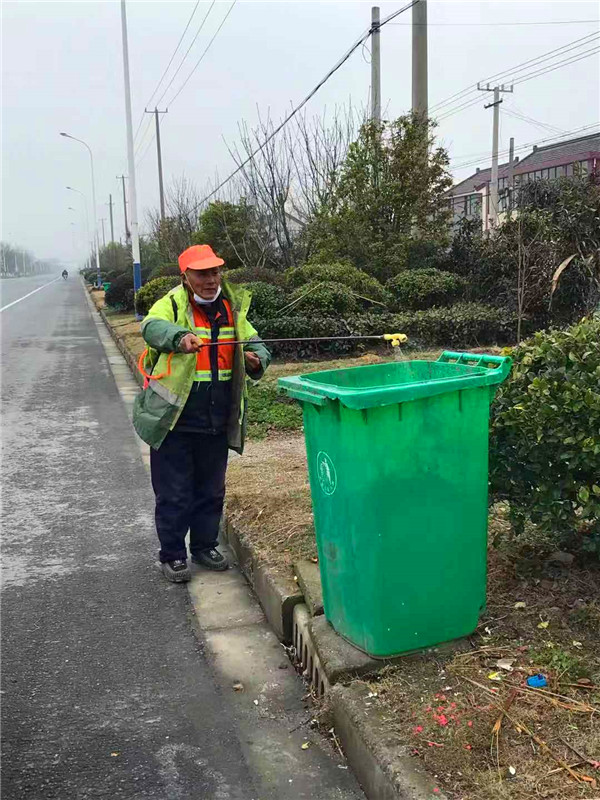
[132,280,270,451]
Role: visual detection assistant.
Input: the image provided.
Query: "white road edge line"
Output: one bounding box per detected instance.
[0,277,62,313]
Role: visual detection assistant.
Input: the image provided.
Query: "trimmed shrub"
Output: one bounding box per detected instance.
[286,261,391,307]
[490,318,600,557]
[386,268,467,310]
[105,273,134,312]
[289,281,359,316]
[135,276,180,317]
[148,262,180,280]
[252,302,514,358]
[246,282,288,317]
[225,266,286,286]
[252,315,356,358]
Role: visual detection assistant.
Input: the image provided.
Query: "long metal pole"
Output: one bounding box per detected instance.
[117,176,130,244]
[411,0,428,118]
[120,0,142,298]
[108,194,115,242]
[490,86,500,226]
[155,108,166,220]
[370,7,381,123]
[507,136,515,214]
[100,218,106,248]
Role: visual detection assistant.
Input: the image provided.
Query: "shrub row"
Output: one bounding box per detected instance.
[490,317,600,558]
[253,302,515,358]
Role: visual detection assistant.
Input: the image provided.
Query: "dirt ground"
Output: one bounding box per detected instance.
[367,538,600,800]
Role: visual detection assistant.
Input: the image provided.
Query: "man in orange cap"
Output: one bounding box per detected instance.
[133,244,271,582]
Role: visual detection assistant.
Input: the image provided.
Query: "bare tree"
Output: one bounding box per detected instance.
[146,176,202,262]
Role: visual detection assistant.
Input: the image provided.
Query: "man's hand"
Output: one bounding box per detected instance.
[244,351,261,373]
[179,333,202,354]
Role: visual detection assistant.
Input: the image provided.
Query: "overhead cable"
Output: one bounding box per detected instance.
[190,0,419,211]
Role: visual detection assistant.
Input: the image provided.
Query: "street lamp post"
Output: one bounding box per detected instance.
[67,188,91,272]
[60,132,101,287]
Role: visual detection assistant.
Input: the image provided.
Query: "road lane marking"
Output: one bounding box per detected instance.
[0,277,62,313]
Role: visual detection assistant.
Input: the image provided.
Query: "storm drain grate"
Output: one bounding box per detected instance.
[292,604,329,697]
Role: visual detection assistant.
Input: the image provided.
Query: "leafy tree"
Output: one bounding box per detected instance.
[195,199,277,270]
[305,114,453,281]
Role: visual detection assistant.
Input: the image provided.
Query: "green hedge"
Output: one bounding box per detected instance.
[135,276,181,317]
[148,262,180,280]
[490,317,600,557]
[252,302,515,358]
[289,281,359,316]
[386,268,467,310]
[286,261,391,307]
[225,266,286,286]
[105,273,134,312]
[246,282,288,317]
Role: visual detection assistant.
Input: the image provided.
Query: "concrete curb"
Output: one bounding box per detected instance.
[330,682,448,800]
[224,517,303,644]
[98,306,144,390]
[90,291,448,799]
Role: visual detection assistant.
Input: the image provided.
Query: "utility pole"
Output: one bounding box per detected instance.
[412,0,428,118]
[144,107,168,220]
[478,83,514,228]
[107,194,115,242]
[100,218,107,248]
[120,0,142,300]
[116,175,130,244]
[507,136,515,214]
[370,7,381,124]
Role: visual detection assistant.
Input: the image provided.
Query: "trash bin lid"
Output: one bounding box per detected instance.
[279,351,512,409]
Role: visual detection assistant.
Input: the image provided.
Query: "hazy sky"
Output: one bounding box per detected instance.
[2,0,599,264]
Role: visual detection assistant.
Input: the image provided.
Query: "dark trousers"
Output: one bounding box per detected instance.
[150,430,229,563]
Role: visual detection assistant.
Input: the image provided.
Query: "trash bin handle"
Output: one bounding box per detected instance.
[438,351,512,380]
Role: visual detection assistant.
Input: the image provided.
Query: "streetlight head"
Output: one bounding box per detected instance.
[60,132,69,137]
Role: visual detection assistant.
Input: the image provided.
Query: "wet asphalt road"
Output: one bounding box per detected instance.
[0,276,258,798]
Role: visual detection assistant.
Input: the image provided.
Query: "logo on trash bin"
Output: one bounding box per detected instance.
[316,451,337,496]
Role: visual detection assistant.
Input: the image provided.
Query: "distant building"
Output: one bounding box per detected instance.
[447,132,600,231]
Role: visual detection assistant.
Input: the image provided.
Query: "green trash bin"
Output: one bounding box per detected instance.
[102,282,111,292]
[279,351,512,658]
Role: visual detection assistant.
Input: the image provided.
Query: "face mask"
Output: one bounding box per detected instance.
[186,281,222,305]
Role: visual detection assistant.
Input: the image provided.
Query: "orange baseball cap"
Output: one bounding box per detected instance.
[178,244,225,273]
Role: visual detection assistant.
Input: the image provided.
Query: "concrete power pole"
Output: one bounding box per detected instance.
[107,194,115,242]
[370,7,381,123]
[116,175,131,244]
[100,218,107,248]
[120,0,142,298]
[478,82,514,228]
[412,0,428,118]
[145,108,168,221]
[507,137,515,214]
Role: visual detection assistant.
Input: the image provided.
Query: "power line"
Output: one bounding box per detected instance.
[163,0,238,107]
[511,46,600,86]
[132,1,203,147]
[190,0,419,211]
[145,1,201,108]
[153,0,217,108]
[431,31,599,113]
[450,124,600,171]
[435,42,599,122]
[389,19,600,27]
[502,107,565,135]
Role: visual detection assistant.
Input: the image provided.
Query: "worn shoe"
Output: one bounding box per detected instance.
[191,548,229,571]
[161,559,191,583]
